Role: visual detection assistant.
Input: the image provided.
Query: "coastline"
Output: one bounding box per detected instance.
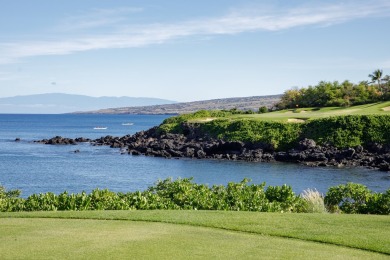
[34,125,390,172]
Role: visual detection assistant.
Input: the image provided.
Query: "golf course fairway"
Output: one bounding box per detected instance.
[1,211,389,259]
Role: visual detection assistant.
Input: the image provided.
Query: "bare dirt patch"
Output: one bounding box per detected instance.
[287,118,305,123]
[381,106,390,111]
[195,117,216,122]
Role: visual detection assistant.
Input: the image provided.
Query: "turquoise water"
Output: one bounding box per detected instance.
[0,114,389,197]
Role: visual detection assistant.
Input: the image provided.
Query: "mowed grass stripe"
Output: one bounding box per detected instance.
[222,101,390,122]
[1,211,389,255]
[0,217,387,260]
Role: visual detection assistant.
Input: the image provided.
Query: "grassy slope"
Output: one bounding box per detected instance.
[236,101,390,122]
[1,211,389,259]
[188,101,390,123]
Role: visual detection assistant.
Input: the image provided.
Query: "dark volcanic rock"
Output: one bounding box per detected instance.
[129,149,142,156]
[298,139,316,150]
[355,145,364,153]
[34,136,77,145]
[184,147,195,158]
[306,152,327,162]
[34,124,390,172]
[379,162,390,171]
[75,137,91,142]
[366,142,383,153]
[196,150,206,158]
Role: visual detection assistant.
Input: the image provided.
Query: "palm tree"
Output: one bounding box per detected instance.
[382,75,390,99]
[383,75,390,83]
[368,69,383,95]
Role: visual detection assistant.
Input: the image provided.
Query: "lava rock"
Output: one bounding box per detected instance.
[298,139,317,150]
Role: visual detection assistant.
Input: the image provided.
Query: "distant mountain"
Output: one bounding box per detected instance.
[0,93,177,114]
[77,95,282,114]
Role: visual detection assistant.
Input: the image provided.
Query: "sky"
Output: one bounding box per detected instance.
[0,0,389,102]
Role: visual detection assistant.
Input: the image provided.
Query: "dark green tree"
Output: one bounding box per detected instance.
[258,106,268,113]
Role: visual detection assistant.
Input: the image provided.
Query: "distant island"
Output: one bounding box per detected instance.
[76,95,282,114]
[0,93,177,114]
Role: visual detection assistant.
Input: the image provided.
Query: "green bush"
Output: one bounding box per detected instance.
[366,190,390,215]
[25,193,59,211]
[324,183,390,214]
[276,80,381,109]
[198,119,302,150]
[158,113,390,149]
[0,179,302,213]
[265,184,304,212]
[303,115,390,147]
[0,185,24,212]
[302,116,365,147]
[258,106,269,113]
[1,181,388,214]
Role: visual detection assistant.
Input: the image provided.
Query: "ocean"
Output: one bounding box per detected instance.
[0,114,389,197]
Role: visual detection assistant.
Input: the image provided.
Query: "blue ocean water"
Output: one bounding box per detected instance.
[0,114,389,197]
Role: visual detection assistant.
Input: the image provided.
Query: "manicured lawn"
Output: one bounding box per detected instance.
[187,101,390,123]
[234,101,390,122]
[1,211,389,259]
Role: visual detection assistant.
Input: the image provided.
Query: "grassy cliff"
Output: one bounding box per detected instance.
[157,102,390,149]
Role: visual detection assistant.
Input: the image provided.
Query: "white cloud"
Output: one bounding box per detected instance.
[1,1,389,64]
[58,7,144,31]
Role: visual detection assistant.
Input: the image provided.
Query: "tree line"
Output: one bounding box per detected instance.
[276,69,390,109]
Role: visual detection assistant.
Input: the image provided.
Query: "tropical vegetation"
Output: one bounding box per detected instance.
[1,178,389,214]
[276,69,390,109]
[159,113,390,149]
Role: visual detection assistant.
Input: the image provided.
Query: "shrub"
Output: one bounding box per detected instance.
[324,183,372,213]
[258,106,268,113]
[300,189,327,213]
[302,116,365,147]
[24,193,59,211]
[0,185,24,212]
[325,183,390,214]
[265,184,303,212]
[0,181,389,214]
[302,115,390,147]
[159,113,390,149]
[198,119,302,150]
[224,178,268,211]
[276,80,382,109]
[366,190,390,214]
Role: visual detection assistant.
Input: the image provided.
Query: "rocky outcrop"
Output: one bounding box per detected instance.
[34,136,90,145]
[275,143,379,169]
[34,128,390,171]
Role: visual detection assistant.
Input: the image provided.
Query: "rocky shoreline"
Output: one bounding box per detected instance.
[33,126,390,172]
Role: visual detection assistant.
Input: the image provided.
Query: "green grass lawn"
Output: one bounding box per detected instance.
[235,101,390,122]
[1,211,389,259]
[188,101,390,123]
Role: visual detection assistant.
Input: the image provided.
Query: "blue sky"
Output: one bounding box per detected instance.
[0,0,389,102]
